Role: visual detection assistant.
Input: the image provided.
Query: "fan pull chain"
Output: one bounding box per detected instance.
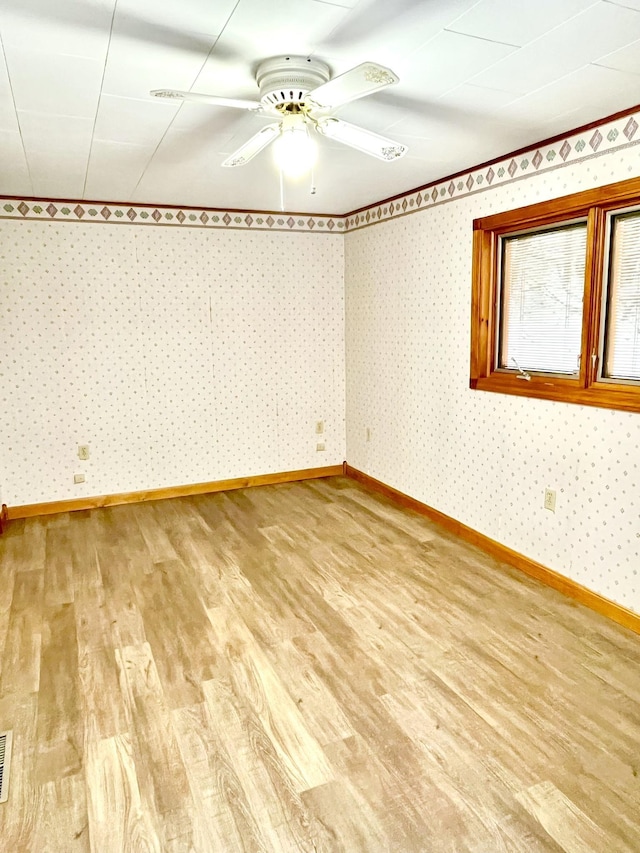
[279,168,285,212]
[310,167,316,195]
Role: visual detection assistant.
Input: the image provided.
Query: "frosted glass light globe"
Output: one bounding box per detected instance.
[273,125,317,178]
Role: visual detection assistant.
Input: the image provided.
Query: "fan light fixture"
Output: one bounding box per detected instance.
[151,56,408,172]
[273,116,317,178]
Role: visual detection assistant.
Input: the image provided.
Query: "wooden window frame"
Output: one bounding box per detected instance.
[470,175,640,414]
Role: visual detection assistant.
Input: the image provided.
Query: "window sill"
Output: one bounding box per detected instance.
[470,374,640,413]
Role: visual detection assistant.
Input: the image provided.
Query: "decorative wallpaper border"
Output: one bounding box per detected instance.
[2,108,639,233]
[0,199,345,234]
[345,109,640,231]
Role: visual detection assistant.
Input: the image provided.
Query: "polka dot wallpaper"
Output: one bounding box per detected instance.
[2,113,639,619]
[345,146,640,615]
[0,223,345,506]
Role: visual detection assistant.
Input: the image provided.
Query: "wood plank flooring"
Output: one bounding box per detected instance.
[0,476,639,852]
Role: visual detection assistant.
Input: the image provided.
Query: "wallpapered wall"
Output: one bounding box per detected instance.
[345,147,640,615]
[0,223,345,506]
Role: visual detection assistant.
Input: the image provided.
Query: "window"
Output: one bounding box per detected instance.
[499,223,587,376]
[603,210,640,382]
[470,175,640,413]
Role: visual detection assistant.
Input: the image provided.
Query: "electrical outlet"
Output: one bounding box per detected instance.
[77,444,90,461]
[315,420,324,435]
[74,473,85,484]
[316,442,326,452]
[366,427,371,442]
[544,488,556,512]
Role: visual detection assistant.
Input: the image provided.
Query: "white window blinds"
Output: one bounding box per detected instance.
[603,211,640,382]
[498,224,587,375]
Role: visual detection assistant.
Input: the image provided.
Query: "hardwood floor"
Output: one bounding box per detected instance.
[0,475,639,852]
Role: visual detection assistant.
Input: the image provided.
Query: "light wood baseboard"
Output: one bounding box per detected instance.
[8,465,344,520]
[345,464,640,636]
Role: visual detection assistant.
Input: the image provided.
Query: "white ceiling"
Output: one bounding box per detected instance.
[1,0,640,215]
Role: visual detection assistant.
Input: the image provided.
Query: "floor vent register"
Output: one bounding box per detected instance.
[0,730,13,804]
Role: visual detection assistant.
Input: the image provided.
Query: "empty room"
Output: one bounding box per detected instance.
[1,0,640,850]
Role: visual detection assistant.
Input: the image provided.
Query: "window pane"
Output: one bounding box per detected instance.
[499,224,587,374]
[603,212,640,382]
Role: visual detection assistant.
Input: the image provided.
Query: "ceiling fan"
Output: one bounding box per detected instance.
[150,55,408,175]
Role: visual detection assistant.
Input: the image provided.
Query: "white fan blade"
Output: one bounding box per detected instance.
[221,123,281,167]
[307,62,399,109]
[316,118,407,161]
[150,89,262,111]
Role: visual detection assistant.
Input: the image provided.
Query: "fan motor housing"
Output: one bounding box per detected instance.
[256,55,330,109]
